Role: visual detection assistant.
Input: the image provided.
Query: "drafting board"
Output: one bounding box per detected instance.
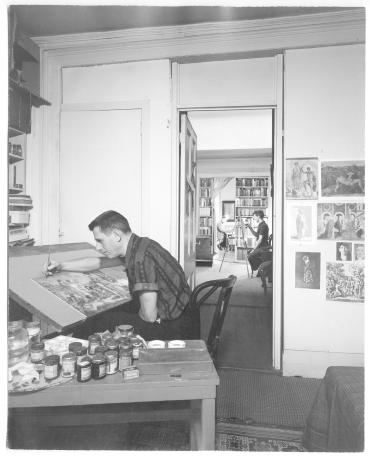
[9,248,131,331]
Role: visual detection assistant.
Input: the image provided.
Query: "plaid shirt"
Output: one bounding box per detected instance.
[122,233,191,320]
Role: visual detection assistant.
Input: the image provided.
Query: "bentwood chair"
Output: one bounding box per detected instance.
[189,275,237,365]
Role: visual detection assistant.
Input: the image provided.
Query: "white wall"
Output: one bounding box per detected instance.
[283,44,365,377]
[60,60,172,248]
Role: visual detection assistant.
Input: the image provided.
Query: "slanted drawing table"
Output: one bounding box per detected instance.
[8,340,219,450]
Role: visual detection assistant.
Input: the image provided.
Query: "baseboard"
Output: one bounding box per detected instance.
[217,421,304,442]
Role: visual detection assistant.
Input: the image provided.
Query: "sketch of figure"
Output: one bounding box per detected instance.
[296,209,305,240]
[302,255,314,288]
[290,205,312,241]
[318,213,334,239]
[292,161,301,191]
[295,252,320,289]
[333,213,344,239]
[286,158,318,199]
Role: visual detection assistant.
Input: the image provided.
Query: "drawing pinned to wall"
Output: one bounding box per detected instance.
[286,157,318,199]
[289,205,312,241]
[317,203,365,241]
[326,262,364,302]
[336,242,352,261]
[34,270,130,317]
[321,161,365,197]
[295,252,320,289]
[354,243,365,261]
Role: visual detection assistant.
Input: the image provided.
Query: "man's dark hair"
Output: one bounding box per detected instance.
[253,210,265,220]
[88,210,131,234]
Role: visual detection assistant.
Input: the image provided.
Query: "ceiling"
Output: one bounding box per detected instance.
[12,5,353,38]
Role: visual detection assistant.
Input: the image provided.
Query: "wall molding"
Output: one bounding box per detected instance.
[33,9,364,64]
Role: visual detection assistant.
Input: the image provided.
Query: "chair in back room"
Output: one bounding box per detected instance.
[189,275,237,365]
[258,233,273,296]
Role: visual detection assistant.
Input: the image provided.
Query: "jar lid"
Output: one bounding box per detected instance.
[95,345,108,353]
[44,355,60,364]
[78,356,92,366]
[105,350,118,359]
[30,342,45,351]
[62,352,76,360]
[118,324,133,332]
[92,353,106,363]
[88,334,101,341]
[105,338,117,347]
[69,342,83,351]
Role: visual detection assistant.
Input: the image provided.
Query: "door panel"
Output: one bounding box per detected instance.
[59,108,142,243]
[179,114,197,287]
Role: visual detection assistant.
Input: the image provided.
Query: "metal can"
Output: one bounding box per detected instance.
[69,341,83,354]
[130,337,142,360]
[105,350,118,375]
[77,356,92,382]
[88,334,101,355]
[117,324,134,338]
[44,355,60,381]
[122,366,139,381]
[75,346,88,363]
[91,353,107,380]
[61,352,77,378]
[30,342,45,363]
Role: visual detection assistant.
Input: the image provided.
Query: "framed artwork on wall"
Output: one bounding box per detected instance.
[286,157,318,199]
[289,205,313,241]
[295,252,321,289]
[336,242,352,261]
[326,262,364,302]
[353,243,365,261]
[317,203,365,241]
[321,160,365,197]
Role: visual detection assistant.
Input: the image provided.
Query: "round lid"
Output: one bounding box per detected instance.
[30,342,45,351]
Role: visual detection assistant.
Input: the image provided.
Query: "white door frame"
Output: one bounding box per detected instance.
[171,61,284,371]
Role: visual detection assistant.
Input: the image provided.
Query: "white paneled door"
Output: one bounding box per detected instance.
[59,107,142,243]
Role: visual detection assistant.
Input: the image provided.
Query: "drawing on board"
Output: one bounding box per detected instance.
[286,158,318,199]
[321,161,365,197]
[317,203,364,241]
[34,270,131,316]
[295,252,321,289]
[336,242,352,261]
[326,262,364,302]
[290,205,312,241]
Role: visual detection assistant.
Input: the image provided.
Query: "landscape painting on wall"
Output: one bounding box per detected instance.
[286,158,318,199]
[317,203,365,241]
[295,252,321,289]
[326,262,364,302]
[289,205,313,241]
[321,161,365,197]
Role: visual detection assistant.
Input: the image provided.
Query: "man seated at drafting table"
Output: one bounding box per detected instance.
[46,210,200,341]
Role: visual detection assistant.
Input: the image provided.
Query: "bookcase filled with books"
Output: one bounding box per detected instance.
[234,176,270,261]
[196,177,214,264]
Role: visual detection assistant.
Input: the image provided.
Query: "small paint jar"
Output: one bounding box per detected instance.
[75,346,88,364]
[117,324,134,338]
[69,341,83,354]
[119,341,132,370]
[91,353,107,380]
[24,320,41,343]
[130,337,142,360]
[61,352,77,378]
[44,355,60,381]
[88,334,101,356]
[77,356,92,382]
[30,342,45,363]
[105,350,118,375]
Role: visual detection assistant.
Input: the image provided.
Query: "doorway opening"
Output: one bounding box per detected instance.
[181,108,275,370]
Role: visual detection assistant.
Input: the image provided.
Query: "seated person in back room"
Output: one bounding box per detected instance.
[244,210,270,272]
[45,210,200,341]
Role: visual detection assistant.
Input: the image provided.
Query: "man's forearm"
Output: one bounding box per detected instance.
[59,257,103,272]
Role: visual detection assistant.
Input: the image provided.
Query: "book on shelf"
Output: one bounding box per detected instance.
[9,194,33,210]
[9,210,30,225]
[199,207,212,217]
[9,238,35,247]
[9,227,29,242]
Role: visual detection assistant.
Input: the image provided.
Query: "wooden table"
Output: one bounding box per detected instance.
[8,341,219,450]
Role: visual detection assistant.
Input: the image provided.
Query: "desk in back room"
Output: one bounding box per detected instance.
[8,243,132,336]
[8,340,219,450]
